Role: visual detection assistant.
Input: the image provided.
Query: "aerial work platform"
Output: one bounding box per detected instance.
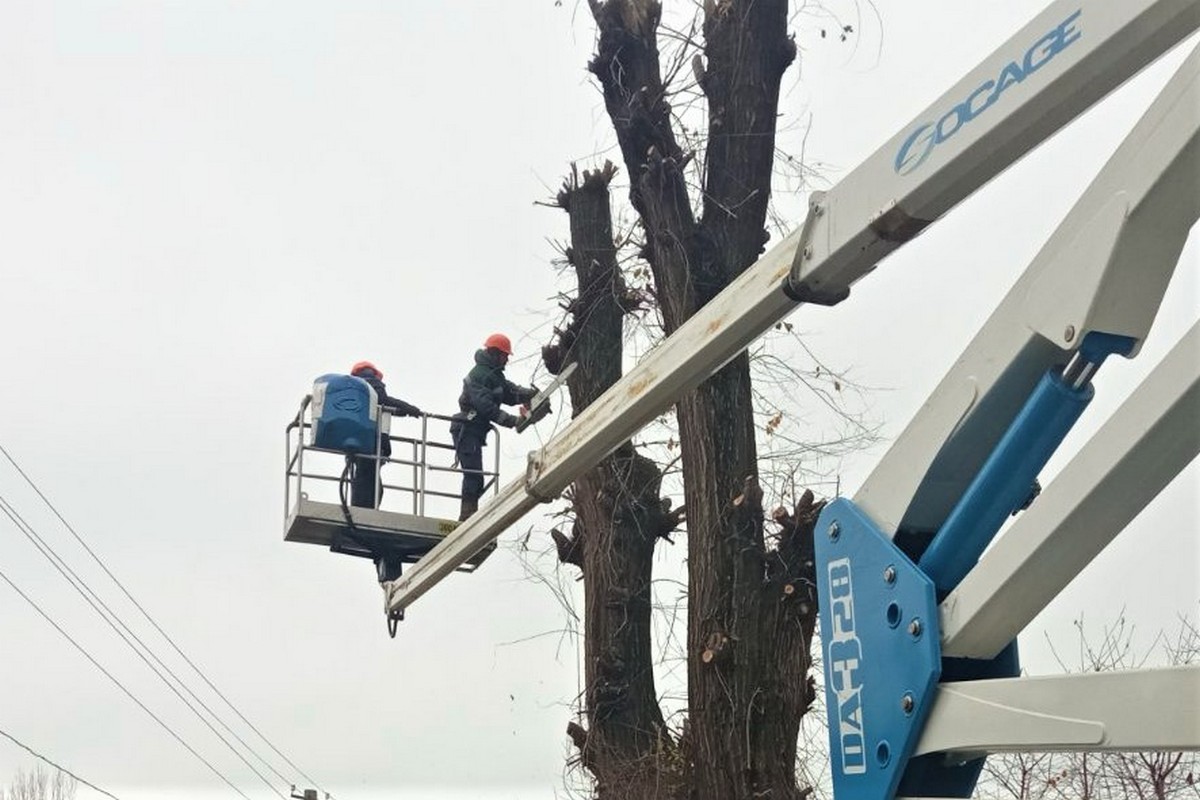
[284,394,500,575]
[284,499,491,571]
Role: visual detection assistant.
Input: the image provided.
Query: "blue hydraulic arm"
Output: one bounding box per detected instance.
[815,334,1132,799]
[917,334,1133,596]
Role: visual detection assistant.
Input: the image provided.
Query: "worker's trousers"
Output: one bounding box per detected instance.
[456,438,484,505]
[350,456,383,508]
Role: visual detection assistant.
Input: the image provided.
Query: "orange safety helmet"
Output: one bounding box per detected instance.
[483,333,513,355]
[350,360,382,379]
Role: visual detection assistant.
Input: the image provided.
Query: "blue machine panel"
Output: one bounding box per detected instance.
[312,374,379,455]
[814,333,1135,799]
[816,498,942,800]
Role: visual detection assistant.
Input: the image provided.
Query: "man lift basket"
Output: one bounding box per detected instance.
[283,373,501,635]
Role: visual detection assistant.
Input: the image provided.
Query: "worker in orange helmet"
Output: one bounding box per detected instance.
[347,361,422,509]
[348,360,422,583]
[449,333,539,520]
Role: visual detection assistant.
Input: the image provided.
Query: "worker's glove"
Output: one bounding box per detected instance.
[407,407,423,417]
[515,400,552,433]
[497,412,521,429]
[529,399,551,423]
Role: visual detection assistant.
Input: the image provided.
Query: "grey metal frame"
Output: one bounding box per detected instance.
[284,395,501,531]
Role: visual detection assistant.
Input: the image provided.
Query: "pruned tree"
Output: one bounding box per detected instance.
[536,2,860,797]
[546,162,683,797]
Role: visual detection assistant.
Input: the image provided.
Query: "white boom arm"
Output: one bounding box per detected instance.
[388,0,1200,615]
[855,38,1200,539]
[915,667,1200,757]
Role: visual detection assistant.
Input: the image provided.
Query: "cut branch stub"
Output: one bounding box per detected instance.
[566,720,595,771]
[775,488,827,557]
[551,526,584,570]
[701,630,731,665]
[557,160,620,210]
[568,720,589,749]
[731,474,764,515]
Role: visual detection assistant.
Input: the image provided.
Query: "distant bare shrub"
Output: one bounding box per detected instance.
[1,764,77,800]
[977,614,1200,800]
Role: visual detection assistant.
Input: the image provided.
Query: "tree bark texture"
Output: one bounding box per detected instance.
[585,2,815,798]
[548,163,684,799]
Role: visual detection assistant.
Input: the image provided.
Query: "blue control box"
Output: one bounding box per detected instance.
[311,374,380,455]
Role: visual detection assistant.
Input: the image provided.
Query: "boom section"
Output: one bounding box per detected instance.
[387,0,1200,615]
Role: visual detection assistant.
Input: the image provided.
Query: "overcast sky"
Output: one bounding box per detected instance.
[0,2,1196,799]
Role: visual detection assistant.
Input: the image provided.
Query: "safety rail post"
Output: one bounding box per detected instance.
[284,413,293,532]
[295,396,309,513]
[420,417,434,515]
[372,412,381,509]
[410,437,419,515]
[419,414,429,516]
[491,426,500,496]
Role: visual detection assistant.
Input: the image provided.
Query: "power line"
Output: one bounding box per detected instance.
[0,723,122,800]
[0,489,292,791]
[0,495,287,799]
[0,558,253,799]
[0,443,330,796]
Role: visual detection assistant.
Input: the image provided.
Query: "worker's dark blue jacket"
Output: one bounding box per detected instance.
[452,349,535,444]
[354,372,420,458]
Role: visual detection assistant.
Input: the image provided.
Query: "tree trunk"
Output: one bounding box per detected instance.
[686,4,808,797]
[548,163,683,799]
[586,2,813,798]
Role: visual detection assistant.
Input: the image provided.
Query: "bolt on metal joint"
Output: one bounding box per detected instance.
[908,618,923,638]
[827,521,841,541]
[883,566,896,584]
[901,693,915,714]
